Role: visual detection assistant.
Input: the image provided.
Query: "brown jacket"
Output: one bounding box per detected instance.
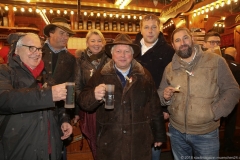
[78,59,166,160]
[158,44,240,134]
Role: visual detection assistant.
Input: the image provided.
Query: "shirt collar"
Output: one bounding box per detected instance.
[140,38,158,55]
[114,64,131,77]
[45,39,67,54]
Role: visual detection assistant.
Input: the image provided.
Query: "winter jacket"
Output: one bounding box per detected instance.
[42,43,76,116]
[42,44,76,87]
[158,44,240,134]
[0,55,69,160]
[75,49,109,159]
[135,32,175,88]
[78,59,166,160]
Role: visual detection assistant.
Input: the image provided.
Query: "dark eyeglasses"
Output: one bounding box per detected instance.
[21,44,42,53]
[206,41,221,45]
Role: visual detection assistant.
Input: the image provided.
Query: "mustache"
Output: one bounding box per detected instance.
[179,44,189,49]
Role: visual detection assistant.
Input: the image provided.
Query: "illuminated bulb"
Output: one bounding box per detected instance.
[133,15,136,19]
[219,24,222,27]
[5,6,9,11]
[201,9,204,14]
[128,15,130,19]
[90,12,94,16]
[57,10,60,14]
[205,7,209,12]
[97,13,100,17]
[29,8,32,12]
[121,14,125,18]
[50,9,53,14]
[26,0,30,2]
[197,11,200,15]
[193,12,196,17]
[70,11,74,15]
[215,3,219,9]
[36,9,40,13]
[205,15,208,18]
[42,9,46,13]
[139,15,142,20]
[210,5,214,11]
[64,10,67,14]
[234,0,238,2]
[84,12,87,16]
[21,8,25,12]
[223,24,225,27]
[110,13,113,17]
[214,23,218,27]
[226,0,231,5]
[103,13,107,17]
[116,14,119,18]
[221,1,225,7]
[13,7,17,11]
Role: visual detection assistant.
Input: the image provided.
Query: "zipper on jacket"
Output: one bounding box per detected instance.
[185,74,190,133]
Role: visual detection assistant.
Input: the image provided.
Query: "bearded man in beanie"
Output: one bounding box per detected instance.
[42,17,76,159]
[77,33,166,160]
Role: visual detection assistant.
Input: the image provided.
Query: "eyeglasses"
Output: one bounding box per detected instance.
[206,41,221,45]
[21,44,42,53]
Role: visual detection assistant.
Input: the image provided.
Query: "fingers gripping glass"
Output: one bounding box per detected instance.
[21,45,42,53]
[206,41,221,45]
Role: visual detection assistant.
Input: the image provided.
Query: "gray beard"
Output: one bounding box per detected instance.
[176,45,193,59]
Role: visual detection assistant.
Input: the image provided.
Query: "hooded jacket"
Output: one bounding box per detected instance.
[135,32,175,88]
[0,55,69,160]
[158,44,240,134]
[78,59,166,160]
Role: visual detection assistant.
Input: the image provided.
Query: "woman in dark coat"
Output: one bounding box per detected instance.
[78,33,166,160]
[0,33,72,160]
[75,29,110,159]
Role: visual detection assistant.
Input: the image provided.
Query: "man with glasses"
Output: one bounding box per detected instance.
[134,14,174,159]
[202,31,221,52]
[0,32,72,160]
[42,17,77,160]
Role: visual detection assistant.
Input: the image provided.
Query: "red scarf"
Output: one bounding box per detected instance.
[23,60,44,87]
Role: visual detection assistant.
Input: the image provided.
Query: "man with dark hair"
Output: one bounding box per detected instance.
[159,27,240,159]
[203,31,221,51]
[134,14,174,160]
[222,47,240,152]
[42,17,77,160]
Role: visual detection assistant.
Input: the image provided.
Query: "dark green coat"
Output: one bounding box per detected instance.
[78,59,166,160]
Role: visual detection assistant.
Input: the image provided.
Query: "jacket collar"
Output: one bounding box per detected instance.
[101,59,145,76]
[172,44,203,70]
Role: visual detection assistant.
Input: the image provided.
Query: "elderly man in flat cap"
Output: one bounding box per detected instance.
[42,17,76,159]
[0,32,72,160]
[77,33,166,160]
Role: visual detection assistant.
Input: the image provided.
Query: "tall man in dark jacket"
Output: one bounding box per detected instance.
[222,47,240,152]
[78,33,166,160]
[134,14,175,159]
[42,17,77,159]
[0,33,72,160]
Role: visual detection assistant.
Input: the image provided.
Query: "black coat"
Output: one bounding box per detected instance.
[135,32,175,88]
[0,56,69,160]
[223,54,240,85]
[78,59,166,160]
